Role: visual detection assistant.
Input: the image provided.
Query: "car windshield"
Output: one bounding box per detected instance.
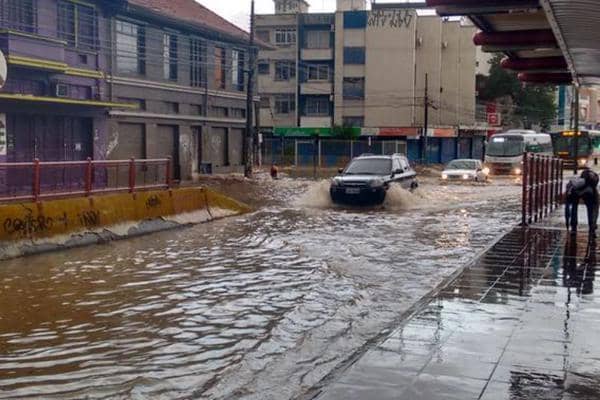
[345,158,392,175]
[446,160,478,170]
[487,136,524,157]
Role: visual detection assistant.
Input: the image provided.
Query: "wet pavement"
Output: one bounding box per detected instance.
[314,227,600,400]
[0,176,522,399]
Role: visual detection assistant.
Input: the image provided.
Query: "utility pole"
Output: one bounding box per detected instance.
[422,73,429,164]
[244,0,255,178]
[574,84,580,175]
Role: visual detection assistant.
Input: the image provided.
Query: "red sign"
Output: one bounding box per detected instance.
[487,113,500,126]
[378,127,419,137]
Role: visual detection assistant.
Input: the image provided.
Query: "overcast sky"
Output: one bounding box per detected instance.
[199,1,429,30]
[198,0,338,30]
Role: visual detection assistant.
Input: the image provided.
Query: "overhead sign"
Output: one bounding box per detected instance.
[0,50,6,90]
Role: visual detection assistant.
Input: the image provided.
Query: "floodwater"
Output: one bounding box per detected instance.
[0,176,521,399]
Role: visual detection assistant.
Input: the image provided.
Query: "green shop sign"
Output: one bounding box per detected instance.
[273,127,361,138]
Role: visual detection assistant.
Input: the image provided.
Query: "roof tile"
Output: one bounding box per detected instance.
[128,0,250,43]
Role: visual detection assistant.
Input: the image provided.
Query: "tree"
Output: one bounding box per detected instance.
[478,54,556,130]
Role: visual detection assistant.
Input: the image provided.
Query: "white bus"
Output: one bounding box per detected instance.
[485,130,553,175]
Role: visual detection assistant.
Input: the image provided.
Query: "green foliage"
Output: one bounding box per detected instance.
[479,54,557,130]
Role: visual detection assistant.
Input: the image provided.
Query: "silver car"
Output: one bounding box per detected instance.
[441,159,489,182]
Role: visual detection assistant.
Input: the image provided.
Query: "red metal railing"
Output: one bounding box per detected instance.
[0,158,172,203]
[521,152,563,225]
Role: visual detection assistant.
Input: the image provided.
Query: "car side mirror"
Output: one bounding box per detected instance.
[393,168,403,175]
[338,168,344,174]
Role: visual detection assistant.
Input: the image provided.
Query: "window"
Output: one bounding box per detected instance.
[258,61,270,75]
[256,30,270,43]
[344,47,366,64]
[214,47,226,89]
[164,101,179,114]
[211,106,229,118]
[1,0,36,33]
[57,1,97,50]
[275,61,295,81]
[343,116,364,127]
[274,95,295,114]
[343,11,368,29]
[343,77,365,99]
[232,49,245,91]
[230,108,246,118]
[163,33,178,81]
[190,104,205,115]
[190,38,206,87]
[305,97,330,116]
[116,20,145,75]
[308,64,329,81]
[275,28,296,45]
[304,30,329,49]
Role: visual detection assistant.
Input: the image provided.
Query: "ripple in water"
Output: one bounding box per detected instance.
[0,179,521,399]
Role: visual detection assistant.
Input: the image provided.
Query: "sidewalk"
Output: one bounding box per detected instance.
[313,224,600,400]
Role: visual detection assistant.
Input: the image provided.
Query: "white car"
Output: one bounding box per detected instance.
[441,159,489,182]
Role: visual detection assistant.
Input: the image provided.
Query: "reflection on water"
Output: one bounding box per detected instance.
[0,177,520,399]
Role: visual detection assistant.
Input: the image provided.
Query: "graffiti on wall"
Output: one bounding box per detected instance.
[368,10,414,29]
[3,207,101,238]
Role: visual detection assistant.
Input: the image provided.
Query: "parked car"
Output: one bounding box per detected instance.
[441,159,489,182]
[330,154,418,206]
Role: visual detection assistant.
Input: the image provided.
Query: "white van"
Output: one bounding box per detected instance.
[485,130,553,175]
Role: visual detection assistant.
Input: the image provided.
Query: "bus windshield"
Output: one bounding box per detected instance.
[553,135,591,157]
[487,136,524,157]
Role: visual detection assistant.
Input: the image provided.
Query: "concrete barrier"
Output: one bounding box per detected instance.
[0,187,251,259]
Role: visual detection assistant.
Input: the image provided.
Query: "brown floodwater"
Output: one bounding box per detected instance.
[0,176,520,399]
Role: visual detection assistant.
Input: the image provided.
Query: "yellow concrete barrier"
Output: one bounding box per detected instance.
[0,187,250,242]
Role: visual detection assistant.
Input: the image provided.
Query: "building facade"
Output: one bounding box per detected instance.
[0,0,257,184]
[257,0,477,139]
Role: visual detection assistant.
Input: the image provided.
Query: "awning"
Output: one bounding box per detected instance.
[426,0,600,86]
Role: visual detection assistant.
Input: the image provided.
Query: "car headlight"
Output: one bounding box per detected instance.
[332,178,342,186]
[462,174,470,180]
[482,167,490,175]
[369,178,384,188]
[442,173,448,180]
[514,168,522,175]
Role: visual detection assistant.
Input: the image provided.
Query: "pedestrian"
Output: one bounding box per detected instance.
[565,167,599,237]
[270,163,279,180]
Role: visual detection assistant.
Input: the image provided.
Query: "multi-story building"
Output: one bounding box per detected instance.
[0,0,258,182]
[257,0,477,138]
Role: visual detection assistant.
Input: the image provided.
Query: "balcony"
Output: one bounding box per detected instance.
[0,31,66,65]
[301,48,333,61]
[301,81,333,95]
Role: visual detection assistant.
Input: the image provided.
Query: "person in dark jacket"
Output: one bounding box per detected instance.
[565,168,599,236]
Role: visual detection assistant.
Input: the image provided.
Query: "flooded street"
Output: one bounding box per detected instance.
[0,177,521,399]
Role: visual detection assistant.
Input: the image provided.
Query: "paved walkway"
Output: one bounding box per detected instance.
[314,226,600,400]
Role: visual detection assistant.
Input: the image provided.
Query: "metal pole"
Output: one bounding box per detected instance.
[128,158,136,193]
[423,73,429,164]
[244,0,255,178]
[521,152,528,226]
[32,158,40,202]
[85,157,93,196]
[574,84,580,175]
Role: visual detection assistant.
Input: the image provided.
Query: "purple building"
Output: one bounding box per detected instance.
[0,0,258,189]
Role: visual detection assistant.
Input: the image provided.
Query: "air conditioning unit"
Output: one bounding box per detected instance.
[55,83,68,98]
